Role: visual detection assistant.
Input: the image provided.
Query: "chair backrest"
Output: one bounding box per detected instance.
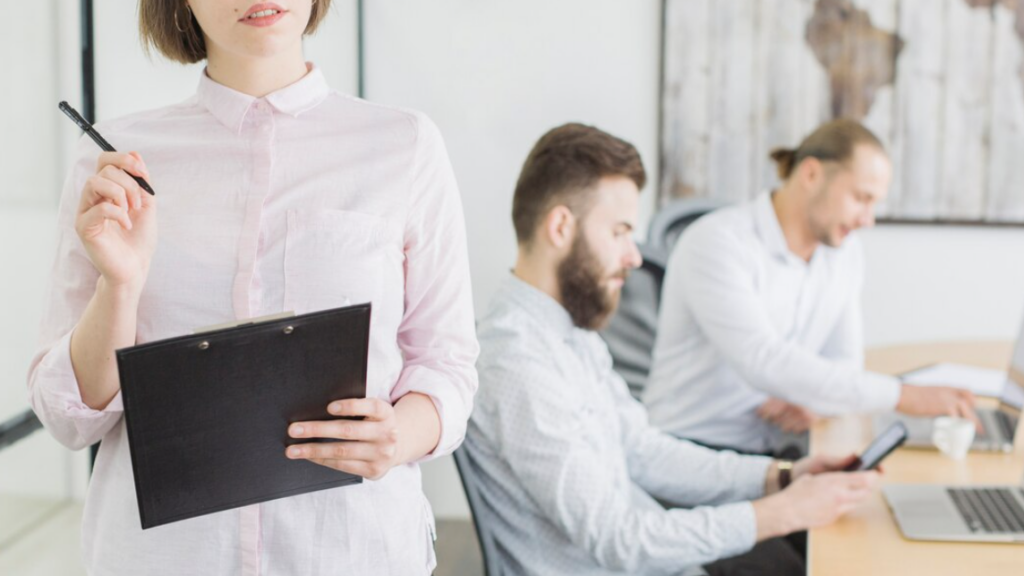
[452,445,504,576]
[600,199,723,400]
[599,244,667,400]
[646,197,725,257]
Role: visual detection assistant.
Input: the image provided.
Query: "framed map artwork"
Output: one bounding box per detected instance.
[660,0,1024,224]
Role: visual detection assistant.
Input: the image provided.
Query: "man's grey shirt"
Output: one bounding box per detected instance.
[463,275,773,575]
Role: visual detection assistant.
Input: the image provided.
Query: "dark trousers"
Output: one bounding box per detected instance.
[689,439,807,461]
[703,533,806,576]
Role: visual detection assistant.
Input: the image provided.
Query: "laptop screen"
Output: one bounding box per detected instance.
[997,316,1024,437]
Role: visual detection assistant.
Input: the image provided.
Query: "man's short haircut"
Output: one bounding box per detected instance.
[769,119,886,181]
[512,123,646,246]
[139,0,333,64]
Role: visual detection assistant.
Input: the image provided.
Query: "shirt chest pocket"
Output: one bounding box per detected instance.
[283,209,400,314]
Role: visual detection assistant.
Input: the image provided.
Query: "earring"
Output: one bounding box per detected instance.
[174,4,191,33]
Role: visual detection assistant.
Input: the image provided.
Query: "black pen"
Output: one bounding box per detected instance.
[58,101,156,196]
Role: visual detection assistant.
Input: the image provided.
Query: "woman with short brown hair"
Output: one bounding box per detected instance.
[28,2,479,574]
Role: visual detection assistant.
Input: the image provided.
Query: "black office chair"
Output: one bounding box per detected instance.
[599,198,724,400]
[452,445,504,576]
[599,244,667,399]
[646,197,725,257]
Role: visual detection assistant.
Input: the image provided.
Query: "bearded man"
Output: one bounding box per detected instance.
[460,123,879,576]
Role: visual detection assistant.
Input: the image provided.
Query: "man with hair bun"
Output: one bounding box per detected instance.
[644,119,979,457]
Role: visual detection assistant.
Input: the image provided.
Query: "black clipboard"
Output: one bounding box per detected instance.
[116,303,371,529]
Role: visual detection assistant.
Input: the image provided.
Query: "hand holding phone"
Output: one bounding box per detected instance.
[843,421,909,472]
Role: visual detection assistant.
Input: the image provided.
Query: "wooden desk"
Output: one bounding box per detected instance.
[808,341,1024,575]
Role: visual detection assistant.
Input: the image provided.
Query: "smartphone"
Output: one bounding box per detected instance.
[843,421,908,472]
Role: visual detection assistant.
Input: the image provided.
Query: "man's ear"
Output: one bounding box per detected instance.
[542,205,577,251]
[798,156,824,190]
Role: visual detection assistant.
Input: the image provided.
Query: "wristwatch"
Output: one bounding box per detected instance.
[777,460,794,490]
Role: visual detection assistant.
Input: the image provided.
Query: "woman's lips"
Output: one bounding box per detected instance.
[240,4,287,27]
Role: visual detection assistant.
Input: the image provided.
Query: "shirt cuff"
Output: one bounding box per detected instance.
[28,329,123,450]
[735,454,775,500]
[860,372,902,412]
[390,364,471,462]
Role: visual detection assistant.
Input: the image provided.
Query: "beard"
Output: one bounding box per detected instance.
[811,217,848,248]
[556,234,628,331]
[815,224,842,248]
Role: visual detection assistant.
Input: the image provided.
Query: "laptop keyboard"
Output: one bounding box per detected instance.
[948,488,1024,533]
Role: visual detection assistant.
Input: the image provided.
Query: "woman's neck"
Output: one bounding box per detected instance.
[205,43,309,97]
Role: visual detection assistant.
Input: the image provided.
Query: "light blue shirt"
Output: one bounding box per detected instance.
[464,275,772,576]
[645,192,901,453]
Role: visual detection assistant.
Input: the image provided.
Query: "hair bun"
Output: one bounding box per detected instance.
[769,148,798,180]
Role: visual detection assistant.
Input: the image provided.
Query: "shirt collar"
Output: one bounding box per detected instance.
[753,190,802,263]
[499,273,577,340]
[196,62,330,134]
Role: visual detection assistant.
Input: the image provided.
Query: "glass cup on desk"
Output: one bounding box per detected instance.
[931,417,976,460]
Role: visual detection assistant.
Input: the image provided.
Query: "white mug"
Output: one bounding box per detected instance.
[931,416,976,460]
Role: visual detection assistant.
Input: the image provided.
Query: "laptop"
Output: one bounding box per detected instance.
[873,314,1024,453]
[884,472,1024,543]
[882,339,1024,543]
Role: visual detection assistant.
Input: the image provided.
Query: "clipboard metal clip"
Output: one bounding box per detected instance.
[193,311,297,335]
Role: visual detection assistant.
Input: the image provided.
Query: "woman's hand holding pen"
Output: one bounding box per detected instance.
[287,393,443,480]
[69,151,158,410]
[76,151,157,290]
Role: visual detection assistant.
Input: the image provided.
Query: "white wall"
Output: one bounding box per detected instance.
[0,0,82,501]
[4,0,59,209]
[0,210,71,500]
[861,225,1024,347]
